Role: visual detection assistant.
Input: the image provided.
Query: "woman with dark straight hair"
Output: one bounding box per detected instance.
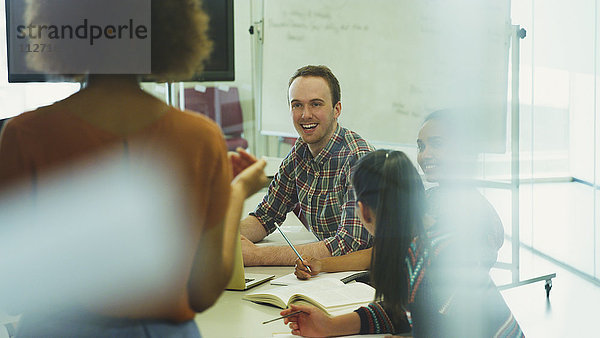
[352,150,425,323]
[281,149,424,336]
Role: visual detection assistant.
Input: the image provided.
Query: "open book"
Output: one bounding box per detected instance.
[243,278,375,316]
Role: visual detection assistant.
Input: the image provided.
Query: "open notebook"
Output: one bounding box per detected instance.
[226,231,274,290]
[243,278,375,316]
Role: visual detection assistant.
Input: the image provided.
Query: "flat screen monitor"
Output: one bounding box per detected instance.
[4,0,235,83]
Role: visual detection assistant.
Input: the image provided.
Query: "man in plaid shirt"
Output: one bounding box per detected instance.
[241,65,375,266]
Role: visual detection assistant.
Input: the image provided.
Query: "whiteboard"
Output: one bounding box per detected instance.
[260,0,511,152]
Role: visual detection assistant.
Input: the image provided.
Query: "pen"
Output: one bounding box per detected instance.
[262,310,304,324]
[274,224,312,273]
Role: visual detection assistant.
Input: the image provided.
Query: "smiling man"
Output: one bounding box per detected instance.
[240,65,375,266]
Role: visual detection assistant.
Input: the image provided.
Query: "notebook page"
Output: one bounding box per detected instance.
[245,278,345,307]
[290,282,375,309]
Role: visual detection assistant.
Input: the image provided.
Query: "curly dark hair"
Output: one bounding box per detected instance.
[24,0,213,82]
[148,0,213,81]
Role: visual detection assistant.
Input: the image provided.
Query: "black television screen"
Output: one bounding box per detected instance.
[198,0,235,82]
[5,0,234,83]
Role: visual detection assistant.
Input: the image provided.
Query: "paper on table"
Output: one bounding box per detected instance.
[270,271,368,286]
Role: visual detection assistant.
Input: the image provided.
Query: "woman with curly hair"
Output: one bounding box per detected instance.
[0,1,265,336]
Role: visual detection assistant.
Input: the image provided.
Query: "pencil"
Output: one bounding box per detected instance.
[262,310,304,324]
[274,224,312,273]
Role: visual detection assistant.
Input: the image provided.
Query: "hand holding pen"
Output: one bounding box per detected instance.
[294,256,322,280]
[279,304,333,337]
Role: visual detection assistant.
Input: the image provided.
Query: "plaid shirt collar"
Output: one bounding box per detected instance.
[297,123,343,165]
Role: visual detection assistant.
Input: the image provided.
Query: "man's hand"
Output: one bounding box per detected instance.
[294,256,322,280]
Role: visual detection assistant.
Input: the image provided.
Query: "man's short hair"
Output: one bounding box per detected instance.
[288,65,341,106]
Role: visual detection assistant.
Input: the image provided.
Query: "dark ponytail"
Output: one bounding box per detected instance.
[352,150,425,319]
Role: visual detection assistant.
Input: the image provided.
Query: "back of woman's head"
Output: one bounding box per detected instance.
[352,150,425,315]
[148,0,212,81]
[24,0,212,82]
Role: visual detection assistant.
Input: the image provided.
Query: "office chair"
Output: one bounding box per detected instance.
[184,87,248,151]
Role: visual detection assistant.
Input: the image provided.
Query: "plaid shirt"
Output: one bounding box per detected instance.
[251,124,375,255]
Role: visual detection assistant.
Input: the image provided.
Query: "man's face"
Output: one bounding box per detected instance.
[417,118,473,183]
[417,119,449,183]
[289,76,340,154]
